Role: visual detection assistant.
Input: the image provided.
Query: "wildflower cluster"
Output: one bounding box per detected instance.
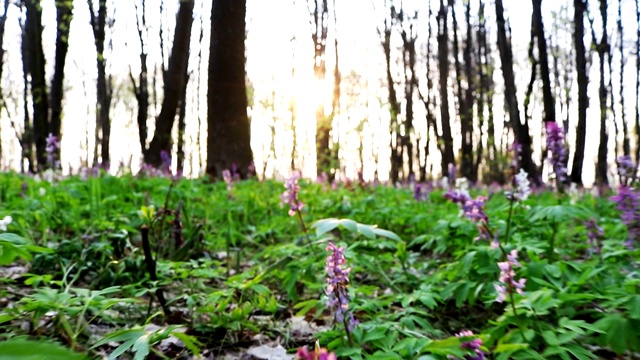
[617,155,637,186]
[510,169,531,202]
[610,185,640,249]
[296,346,336,360]
[281,171,304,216]
[584,218,605,255]
[495,249,526,303]
[456,330,485,360]
[445,188,491,242]
[45,133,61,170]
[325,242,357,331]
[222,169,233,192]
[545,121,568,185]
[0,215,12,231]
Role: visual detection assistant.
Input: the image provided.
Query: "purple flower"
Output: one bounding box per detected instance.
[222,169,233,192]
[45,133,60,169]
[495,249,526,303]
[545,121,568,185]
[414,183,428,201]
[160,150,171,172]
[281,171,304,216]
[455,330,486,360]
[610,186,640,248]
[296,346,336,360]
[325,242,357,331]
[584,218,604,255]
[617,156,637,186]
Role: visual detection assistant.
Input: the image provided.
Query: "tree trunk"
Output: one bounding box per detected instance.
[88,0,113,166]
[635,0,640,163]
[381,8,401,183]
[24,0,48,169]
[49,0,73,154]
[206,0,253,179]
[176,73,188,175]
[595,0,609,185]
[146,0,194,167]
[132,0,149,156]
[0,0,10,161]
[532,0,555,123]
[437,0,455,177]
[617,0,629,157]
[494,0,539,185]
[570,0,589,184]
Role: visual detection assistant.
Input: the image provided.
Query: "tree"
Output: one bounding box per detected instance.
[146,0,194,167]
[494,0,539,185]
[436,0,455,177]
[49,0,73,155]
[570,0,589,185]
[88,0,113,165]
[593,0,610,185]
[130,0,150,159]
[23,0,48,169]
[206,0,253,179]
[532,0,555,123]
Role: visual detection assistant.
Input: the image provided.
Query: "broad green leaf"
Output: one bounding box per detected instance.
[0,339,88,360]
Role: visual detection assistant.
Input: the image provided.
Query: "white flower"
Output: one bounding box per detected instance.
[0,215,12,231]
[440,176,449,190]
[455,177,470,198]
[514,169,531,201]
[39,187,46,196]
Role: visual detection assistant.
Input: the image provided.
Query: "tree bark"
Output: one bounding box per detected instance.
[146,0,194,167]
[595,0,609,185]
[532,0,555,123]
[494,0,539,185]
[570,0,589,184]
[206,0,253,179]
[131,0,149,156]
[381,6,401,183]
[49,0,73,153]
[24,0,48,169]
[437,0,455,177]
[617,0,629,157]
[0,0,10,161]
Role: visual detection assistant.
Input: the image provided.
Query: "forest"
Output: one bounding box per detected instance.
[0,0,639,359]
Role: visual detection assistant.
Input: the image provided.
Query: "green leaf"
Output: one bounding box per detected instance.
[372,228,402,241]
[312,218,340,236]
[0,339,88,360]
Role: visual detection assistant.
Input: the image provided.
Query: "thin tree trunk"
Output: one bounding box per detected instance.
[381,6,401,183]
[176,73,188,175]
[571,0,589,184]
[147,0,194,167]
[20,16,34,173]
[635,0,640,163]
[595,0,609,185]
[0,0,10,161]
[494,0,539,185]
[131,0,149,157]
[618,0,629,156]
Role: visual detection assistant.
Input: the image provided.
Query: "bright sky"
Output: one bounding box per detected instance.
[0,0,637,185]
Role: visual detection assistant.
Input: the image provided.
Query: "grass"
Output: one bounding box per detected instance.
[0,170,638,359]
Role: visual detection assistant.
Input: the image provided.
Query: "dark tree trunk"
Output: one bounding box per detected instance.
[206,0,253,179]
[309,0,333,177]
[399,7,418,181]
[381,8,401,183]
[437,0,455,177]
[24,0,48,169]
[0,0,10,160]
[132,0,149,156]
[571,0,589,184]
[617,0,629,157]
[635,0,640,163]
[88,0,113,165]
[532,0,555,123]
[176,73,188,175]
[494,0,539,185]
[595,0,609,185]
[20,17,34,173]
[49,0,73,154]
[146,0,194,167]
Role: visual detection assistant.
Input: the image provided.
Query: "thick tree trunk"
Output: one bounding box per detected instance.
[571,0,589,184]
[206,0,253,179]
[437,0,455,177]
[494,0,539,185]
[147,0,194,167]
[49,0,73,153]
